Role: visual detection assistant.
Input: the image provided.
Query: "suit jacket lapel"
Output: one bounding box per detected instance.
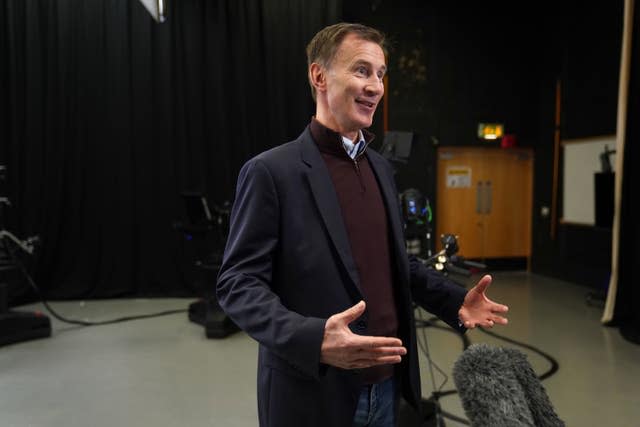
[299,129,361,290]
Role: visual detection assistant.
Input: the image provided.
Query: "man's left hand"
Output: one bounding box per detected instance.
[458,274,509,329]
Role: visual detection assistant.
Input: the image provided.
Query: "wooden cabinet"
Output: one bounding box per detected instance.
[435,147,533,259]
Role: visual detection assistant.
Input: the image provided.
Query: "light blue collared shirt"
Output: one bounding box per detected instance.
[341,131,366,160]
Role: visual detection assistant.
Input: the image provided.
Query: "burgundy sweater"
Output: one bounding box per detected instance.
[310,119,398,384]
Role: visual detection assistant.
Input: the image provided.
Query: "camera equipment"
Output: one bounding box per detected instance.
[400,188,434,258]
[173,190,238,338]
[379,131,414,165]
[0,165,51,347]
[399,233,487,426]
[421,234,486,283]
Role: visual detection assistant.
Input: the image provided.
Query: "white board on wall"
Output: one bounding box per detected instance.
[562,135,616,225]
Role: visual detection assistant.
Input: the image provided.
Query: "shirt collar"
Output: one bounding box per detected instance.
[341,132,366,159]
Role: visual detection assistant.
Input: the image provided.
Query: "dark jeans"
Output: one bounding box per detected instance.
[352,376,396,427]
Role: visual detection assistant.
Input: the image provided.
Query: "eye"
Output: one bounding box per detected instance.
[356,65,368,76]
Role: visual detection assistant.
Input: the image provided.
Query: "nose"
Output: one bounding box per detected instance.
[364,76,384,96]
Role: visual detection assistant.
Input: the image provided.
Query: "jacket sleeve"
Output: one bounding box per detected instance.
[409,255,467,333]
[216,158,326,379]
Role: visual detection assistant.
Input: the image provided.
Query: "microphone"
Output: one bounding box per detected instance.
[452,343,564,427]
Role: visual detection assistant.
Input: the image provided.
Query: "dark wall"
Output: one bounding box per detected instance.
[347,1,623,288]
[561,4,624,139]
[346,2,545,240]
[1,0,342,303]
[1,0,624,302]
[533,2,622,290]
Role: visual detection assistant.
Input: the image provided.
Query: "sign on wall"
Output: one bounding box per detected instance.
[446,166,472,188]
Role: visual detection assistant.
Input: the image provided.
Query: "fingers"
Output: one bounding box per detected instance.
[463,319,487,329]
[338,346,407,369]
[320,331,407,370]
[347,355,403,369]
[491,314,509,325]
[359,335,404,349]
[358,344,407,358]
[348,336,406,358]
[472,274,492,294]
[463,314,508,329]
[490,302,509,313]
[334,300,366,324]
[481,315,508,328]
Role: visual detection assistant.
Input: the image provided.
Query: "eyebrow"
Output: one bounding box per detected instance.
[353,60,387,74]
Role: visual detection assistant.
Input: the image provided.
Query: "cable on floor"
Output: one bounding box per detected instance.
[7,242,188,327]
[416,315,560,384]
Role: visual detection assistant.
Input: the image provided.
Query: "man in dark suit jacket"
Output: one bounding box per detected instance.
[217,23,509,427]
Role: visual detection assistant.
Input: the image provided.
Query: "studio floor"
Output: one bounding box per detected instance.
[1,271,639,427]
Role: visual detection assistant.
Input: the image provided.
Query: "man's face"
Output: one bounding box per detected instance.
[321,34,386,139]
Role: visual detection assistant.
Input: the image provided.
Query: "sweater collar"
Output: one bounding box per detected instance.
[309,118,375,159]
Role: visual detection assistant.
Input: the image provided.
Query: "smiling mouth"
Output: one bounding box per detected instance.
[356,99,376,109]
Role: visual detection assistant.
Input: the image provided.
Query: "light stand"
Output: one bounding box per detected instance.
[0,164,51,347]
[0,230,51,347]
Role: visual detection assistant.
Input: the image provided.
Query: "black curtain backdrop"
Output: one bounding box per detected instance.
[1,0,341,303]
[615,3,640,345]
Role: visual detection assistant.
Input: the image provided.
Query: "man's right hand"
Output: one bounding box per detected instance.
[320,301,407,370]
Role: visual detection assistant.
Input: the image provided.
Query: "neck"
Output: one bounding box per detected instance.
[315,107,359,142]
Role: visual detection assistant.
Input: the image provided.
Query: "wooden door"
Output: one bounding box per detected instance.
[435,147,533,259]
[435,149,485,258]
[481,149,533,257]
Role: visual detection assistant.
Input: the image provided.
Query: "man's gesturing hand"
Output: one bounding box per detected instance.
[320,301,407,370]
[458,274,509,329]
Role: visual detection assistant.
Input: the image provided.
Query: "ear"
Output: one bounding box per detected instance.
[309,63,327,95]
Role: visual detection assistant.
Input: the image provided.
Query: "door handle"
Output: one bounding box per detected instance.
[485,180,492,214]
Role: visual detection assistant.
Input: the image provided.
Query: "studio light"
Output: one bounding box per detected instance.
[137,0,166,23]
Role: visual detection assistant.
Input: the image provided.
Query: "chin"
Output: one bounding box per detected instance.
[354,116,374,129]
[343,112,375,132]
